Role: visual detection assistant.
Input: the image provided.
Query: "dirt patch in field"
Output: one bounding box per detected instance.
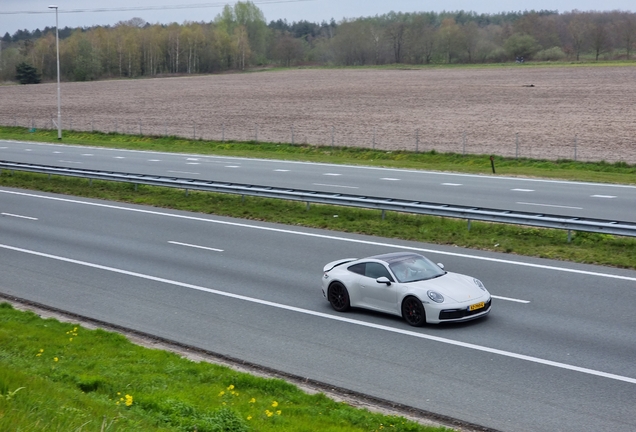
[2,66,635,163]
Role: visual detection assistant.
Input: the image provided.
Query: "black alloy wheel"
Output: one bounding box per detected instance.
[402,296,426,326]
[328,282,351,312]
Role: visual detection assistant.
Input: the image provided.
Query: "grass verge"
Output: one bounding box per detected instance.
[1,170,635,269]
[0,303,447,431]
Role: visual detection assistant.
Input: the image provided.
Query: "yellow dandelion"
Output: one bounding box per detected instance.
[227,384,235,390]
[265,410,273,417]
[276,410,282,415]
[125,395,133,407]
[69,338,73,342]
[249,398,256,404]
[247,416,252,421]
[271,401,278,408]
[218,391,225,397]
[117,392,121,395]
[54,357,58,362]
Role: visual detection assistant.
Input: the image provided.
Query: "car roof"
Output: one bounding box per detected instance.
[367,252,422,264]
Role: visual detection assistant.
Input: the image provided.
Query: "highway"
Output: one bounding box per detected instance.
[1,139,635,223]
[1,187,635,432]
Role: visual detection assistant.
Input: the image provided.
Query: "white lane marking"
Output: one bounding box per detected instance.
[186,163,201,165]
[275,169,290,172]
[1,242,634,385]
[2,189,635,282]
[0,147,7,149]
[81,154,93,157]
[53,151,62,154]
[24,149,33,151]
[591,195,617,199]
[517,202,583,210]
[442,183,462,186]
[313,183,359,189]
[186,158,200,161]
[512,189,534,192]
[381,178,400,181]
[58,160,83,164]
[324,173,341,176]
[168,170,200,175]
[225,165,240,168]
[491,295,530,304]
[168,241,223,252]
[9,141,636,190]
[148,159,161,162]
[113,156,125,159]
[1,213,38,220]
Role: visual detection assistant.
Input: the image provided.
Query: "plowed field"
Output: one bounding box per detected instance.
[2,66,635,163]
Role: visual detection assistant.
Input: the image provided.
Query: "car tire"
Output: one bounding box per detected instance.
[402,296,426,326]
[328,282,351,312]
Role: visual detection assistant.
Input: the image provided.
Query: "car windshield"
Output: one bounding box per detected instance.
[389,255,446,283]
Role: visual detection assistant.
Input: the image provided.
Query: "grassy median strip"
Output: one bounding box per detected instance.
[1,170,635,269]
[0,303,447,432]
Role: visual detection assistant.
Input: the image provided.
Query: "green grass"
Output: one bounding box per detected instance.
[0,303,446,431]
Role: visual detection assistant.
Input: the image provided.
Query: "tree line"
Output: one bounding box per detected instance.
[1,2,635,83]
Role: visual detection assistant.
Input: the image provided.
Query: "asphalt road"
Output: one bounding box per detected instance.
[1,187,635,432]
[1,139,635,223]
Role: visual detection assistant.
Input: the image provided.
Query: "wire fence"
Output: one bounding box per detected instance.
[2,115,635,165]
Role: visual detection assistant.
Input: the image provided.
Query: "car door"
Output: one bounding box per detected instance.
[358,262,398,313]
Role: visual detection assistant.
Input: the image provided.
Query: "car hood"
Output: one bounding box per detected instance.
[411,272,489,303]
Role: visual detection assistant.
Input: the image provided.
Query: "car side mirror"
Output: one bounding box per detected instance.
[376,276,391,286]
[437,263,445,270]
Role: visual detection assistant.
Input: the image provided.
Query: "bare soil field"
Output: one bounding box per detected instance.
[2,66,636,163]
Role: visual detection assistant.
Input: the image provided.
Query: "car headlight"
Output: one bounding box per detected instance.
[427,290,444,303]
[473,278,486,291]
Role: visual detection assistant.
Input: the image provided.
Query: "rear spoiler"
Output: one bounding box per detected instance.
[323,258,357,273]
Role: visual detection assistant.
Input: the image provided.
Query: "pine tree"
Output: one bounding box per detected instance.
[15,62,41,84]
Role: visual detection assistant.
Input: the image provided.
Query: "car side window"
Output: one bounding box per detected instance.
[348,263,366,275]
[365,262,393,281]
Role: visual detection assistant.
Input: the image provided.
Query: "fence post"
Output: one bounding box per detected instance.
[462,131,466,155]
[416,129,419,153]
[255,124,258,142]
[373,126,376,149]
[331,126,335,149]
[574,134,578,161]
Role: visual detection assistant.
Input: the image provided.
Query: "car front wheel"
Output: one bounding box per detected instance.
[402,296,426,326]
[328,282,351,312]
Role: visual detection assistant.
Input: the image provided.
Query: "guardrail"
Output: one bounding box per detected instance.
[2,160,635,238]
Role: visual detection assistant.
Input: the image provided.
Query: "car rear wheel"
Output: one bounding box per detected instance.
[402,296,426,326]
[328,282,350,312]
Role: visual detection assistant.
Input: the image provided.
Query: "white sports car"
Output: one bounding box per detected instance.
[321,252,492,326]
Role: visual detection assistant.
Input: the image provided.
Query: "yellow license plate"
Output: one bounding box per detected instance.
[469,302,485,311]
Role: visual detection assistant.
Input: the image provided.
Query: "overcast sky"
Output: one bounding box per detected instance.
[2,0,634,36]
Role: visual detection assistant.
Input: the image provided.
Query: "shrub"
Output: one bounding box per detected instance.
[15,62,41,84]
[535,47,567,61]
